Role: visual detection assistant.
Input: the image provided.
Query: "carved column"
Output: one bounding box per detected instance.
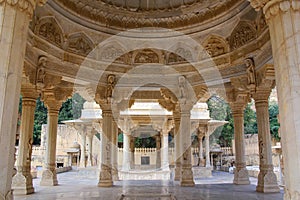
[79,125,86,168]
[122,133,131,171]
[98,106,113,187]
[173,110,181,181]
[0,1,45,198]
[111,120,119,181]
[197,128,205,166]
[249,1,300,198]
[161,130,169,170]
[204,129,210,168]
[130,136,135,169]
[40,91,65,186]
[12,85,39,195]
[253,89,280,193]
[231,99,250,185]
[156,135,162,169]
[87,127,96,167]
[179,103,195,186]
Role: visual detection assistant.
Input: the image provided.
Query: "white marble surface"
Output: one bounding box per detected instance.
[14,170,284,200]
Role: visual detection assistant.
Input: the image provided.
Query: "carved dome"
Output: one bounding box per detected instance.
[50,0,245,29]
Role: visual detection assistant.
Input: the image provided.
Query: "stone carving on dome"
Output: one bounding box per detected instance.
[35,17,64,48]
[229,21,256,50]
[101,46,124,62]
[202,35,228,57]
[256,11,267,33]
[67,33,94,56]
[134,49,159,63]
[168,47,192,64]
[54,0,241,29]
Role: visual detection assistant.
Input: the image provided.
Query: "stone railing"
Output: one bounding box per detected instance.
[134,148,157,153]
[221,147,233,156]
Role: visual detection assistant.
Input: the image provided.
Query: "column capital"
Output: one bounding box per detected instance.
[21,83,39,101]
[249,0,300,20]
[0,0,47,18]
[42,87,72,113]
[228,92,250,115]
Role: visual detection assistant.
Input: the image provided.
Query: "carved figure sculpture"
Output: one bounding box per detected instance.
[245,58,256,85]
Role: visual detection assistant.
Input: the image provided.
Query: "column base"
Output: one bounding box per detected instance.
[40,169,58,186]
[0,190,13,200]
[12,172,34,195]
[98,164,113,187]
[180,165,195,187]
[256,169,280,193]
[174,163,181,181]
[284,188,300,200]
[112,168,119,181]
[233,167,250,185]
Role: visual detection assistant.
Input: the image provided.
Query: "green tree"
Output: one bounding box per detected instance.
[58,93,86,123]
[269,102,280,141]
[33,98,47,145]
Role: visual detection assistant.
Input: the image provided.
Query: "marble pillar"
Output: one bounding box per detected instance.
[156,135,161,169]
[111,120,119,181]
[231,105,250,185]
[122,133,131,171]
[98,109,113,187]
[205,133,210,168]
[198,135,204,166]
[12,87,38,195]
[79,126,87,168]
[180,110,195,186]
[130,136,135,169]
[87,128,95,167]
[40,101,62,186]
[161,132,169,170]
[173,111,181,181]
[0,1,41,198]
[254,91,280,193]
[250,1,300,198]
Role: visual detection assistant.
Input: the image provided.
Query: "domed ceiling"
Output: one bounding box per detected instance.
[51,0,246,29]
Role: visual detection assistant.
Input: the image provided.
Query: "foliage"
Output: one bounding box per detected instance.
[135,137,156,148]
[33,98,47,145]
[269,102,280,141]
[58,93,86,123]
[18,94,85,145]
[244,103,257,135]
[207,95,280,147]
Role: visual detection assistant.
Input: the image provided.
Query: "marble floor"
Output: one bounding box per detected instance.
[14,170,284,200]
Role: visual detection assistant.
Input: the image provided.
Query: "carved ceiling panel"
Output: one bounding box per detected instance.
[35,17,64,48]
[229,21,256,50]
[67,32,94,56]
[202,35,229,57]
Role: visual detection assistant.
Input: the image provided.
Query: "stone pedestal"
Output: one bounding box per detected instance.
[12,88,38,195]
[232,105,250,185]
[98,109,113,187]
[254,91,279,193]
[0,2,38,199]
[180,110,195,187]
